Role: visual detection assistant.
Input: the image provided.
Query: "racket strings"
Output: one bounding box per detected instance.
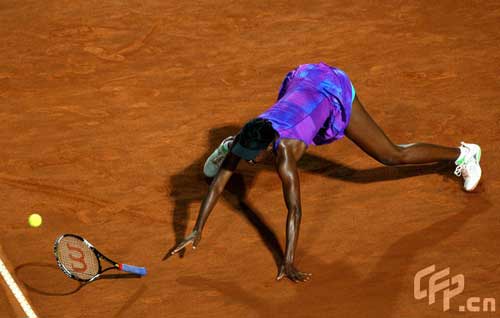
[56,236,100,280]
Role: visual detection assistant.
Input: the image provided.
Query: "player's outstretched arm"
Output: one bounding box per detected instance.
[275,142,312,283]
[171,152,240,255]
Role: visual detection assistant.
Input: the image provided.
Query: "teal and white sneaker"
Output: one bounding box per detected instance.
[203,136,235,177]
[454,142,482,191]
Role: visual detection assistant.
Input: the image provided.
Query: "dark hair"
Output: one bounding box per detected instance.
[238,118,276,148]
[230,118,277,160]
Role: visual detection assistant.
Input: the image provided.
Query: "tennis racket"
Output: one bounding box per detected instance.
[54,234,147,283]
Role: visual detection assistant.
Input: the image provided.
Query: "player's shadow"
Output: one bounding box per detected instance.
[176,195,492,318]
[164,124,460,269]
[14,263,143,296]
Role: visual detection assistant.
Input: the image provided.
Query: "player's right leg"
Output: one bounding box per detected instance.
[344,96,481,191]
[203,136,235,177]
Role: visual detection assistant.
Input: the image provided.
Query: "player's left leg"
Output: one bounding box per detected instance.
[344,96,481,190]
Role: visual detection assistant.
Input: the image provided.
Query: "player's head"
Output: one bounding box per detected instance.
[231,118,277,161]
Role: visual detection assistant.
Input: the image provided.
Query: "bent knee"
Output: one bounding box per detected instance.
[375,146,406,166]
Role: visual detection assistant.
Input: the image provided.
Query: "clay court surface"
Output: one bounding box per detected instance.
[1,0,499,317]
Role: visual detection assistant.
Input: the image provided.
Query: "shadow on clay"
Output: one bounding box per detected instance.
[14,262,83,296]
[14,262,144,296]
[175,196,491,318]
[164,124,464,273]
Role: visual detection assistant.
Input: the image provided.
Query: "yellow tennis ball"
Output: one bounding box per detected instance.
[28,213,42,227]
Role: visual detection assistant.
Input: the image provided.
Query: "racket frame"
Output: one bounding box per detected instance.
[54,234,125,283]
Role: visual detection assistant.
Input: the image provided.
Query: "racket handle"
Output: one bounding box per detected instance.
[119,264,147,276]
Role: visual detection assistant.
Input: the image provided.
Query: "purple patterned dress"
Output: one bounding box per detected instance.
[259,62,356,148]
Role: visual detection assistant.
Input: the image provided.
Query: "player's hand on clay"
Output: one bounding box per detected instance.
[171,230,202,255]
[276,263,312,283]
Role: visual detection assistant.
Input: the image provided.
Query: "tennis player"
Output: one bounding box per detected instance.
[171,62,482,282]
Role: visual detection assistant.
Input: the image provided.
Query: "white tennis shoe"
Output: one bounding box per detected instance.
[203,136,235,177]
[454,142,482,191]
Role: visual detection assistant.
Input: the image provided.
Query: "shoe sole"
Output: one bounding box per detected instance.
[204,154,222,177]
[465,168,481,191]
[203,147,229,177]
[465,145,482,191]
[464,145,483,192]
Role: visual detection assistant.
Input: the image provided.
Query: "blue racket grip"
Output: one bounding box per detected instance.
[120,264,147,276]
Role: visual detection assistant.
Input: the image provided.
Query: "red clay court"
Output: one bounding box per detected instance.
[1,1,499,317]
